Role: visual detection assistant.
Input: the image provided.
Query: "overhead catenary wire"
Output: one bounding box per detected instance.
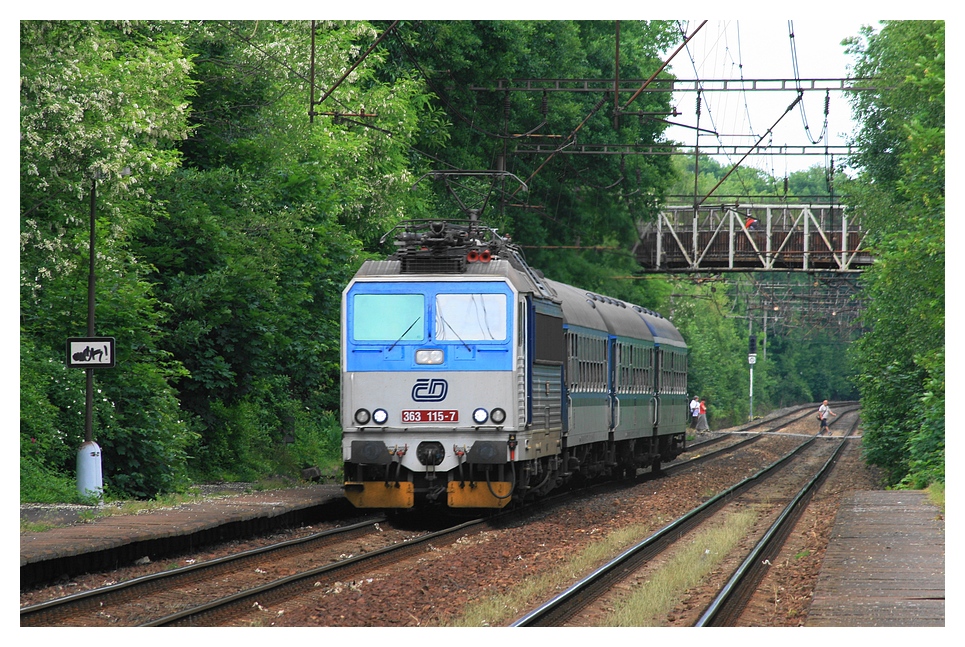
[788,21,830,146]
[679,20,757,201]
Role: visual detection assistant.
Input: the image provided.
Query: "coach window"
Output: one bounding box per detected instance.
[435,293,507,341]
[567,332,580,392]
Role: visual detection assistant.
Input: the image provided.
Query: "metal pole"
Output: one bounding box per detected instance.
[748,316,754,420]
[78,175,103,500]
[749,364,754,421]
[86,178,96,443]
[762,309,767,362]
[613,20,620,130]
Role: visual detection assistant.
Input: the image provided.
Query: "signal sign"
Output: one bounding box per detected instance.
[67,337,115,368]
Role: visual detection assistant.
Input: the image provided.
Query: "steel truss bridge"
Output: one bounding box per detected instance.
[633,203,871,273]
[633,203,870,336]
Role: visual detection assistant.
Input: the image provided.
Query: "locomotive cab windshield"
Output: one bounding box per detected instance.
[345,281,515,370]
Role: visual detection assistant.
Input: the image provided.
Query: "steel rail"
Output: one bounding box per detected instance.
[20,517,384,627]
[695,410,862,626]
[511,433,818,626]
[142,517,487,626]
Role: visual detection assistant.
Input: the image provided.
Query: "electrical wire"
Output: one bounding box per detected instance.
[678,20,755,199]
[788,21,829,145]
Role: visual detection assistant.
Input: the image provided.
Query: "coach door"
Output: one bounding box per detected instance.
[650,347,662,433]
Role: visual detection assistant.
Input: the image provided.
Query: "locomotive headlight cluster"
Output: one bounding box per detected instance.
[356,406,503,427]
[415,349,444,365]
[354,408,389,426]
[472,407,507,425]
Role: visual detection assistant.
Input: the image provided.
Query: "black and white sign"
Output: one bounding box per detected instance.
[67,337,115,368]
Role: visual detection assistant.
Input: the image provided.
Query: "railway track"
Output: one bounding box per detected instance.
[696,410,862,626]
[22,403,862,627]
[21,517,393,626]
[23,503,524,626]
[139,468,705,627]
[510,408,861,627]
[146,517,490,627]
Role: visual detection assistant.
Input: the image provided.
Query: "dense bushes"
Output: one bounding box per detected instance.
[846,21,945,487]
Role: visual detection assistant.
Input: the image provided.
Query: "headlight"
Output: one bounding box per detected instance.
[472,408,489,424]
[354,408,371,425]
[372,408,389,425]
[415,349,444,365]
[491,408,506,424]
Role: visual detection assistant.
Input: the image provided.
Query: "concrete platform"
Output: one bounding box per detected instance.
[807,490,944,627]
[20,484,348,589]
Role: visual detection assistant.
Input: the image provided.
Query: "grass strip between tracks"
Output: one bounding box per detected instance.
[603,509,757,626]
[444,509,757,627]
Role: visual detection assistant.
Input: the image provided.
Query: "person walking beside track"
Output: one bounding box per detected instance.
[690,395,700,429]
[696,399,710,432]
[817,400,837,435]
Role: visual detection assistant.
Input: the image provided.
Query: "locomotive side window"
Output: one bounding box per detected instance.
[518,308,525,348]
[534,312,564,364]
[353,294,425,341]
[435,293,507,341]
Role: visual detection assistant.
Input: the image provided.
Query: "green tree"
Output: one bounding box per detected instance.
[134,21,443,479]
[666,155,789,204]
[20,20,198,498]
[387,21,679,284]
[845,21,944,486]
[666,277,762,426]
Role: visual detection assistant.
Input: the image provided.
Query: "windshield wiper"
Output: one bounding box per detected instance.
[388,317,420,351]
[438,313,471,351]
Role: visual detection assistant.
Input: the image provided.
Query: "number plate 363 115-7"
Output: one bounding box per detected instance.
[401,410,458,423]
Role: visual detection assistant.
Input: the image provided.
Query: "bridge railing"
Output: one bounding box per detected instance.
[634,204,872,272]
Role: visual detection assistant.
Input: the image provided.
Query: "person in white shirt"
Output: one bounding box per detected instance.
[817,400,837,435]
[690,396,700,429]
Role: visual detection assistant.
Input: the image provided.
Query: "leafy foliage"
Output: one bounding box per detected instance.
[845,21,944,487]
[136,21,434,480]
[21,20,198,499]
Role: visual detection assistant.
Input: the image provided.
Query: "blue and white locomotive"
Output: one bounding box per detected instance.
[341,220,688,509]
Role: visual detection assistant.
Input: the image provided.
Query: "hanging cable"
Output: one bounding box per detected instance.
[679,20,754,198]
[788,21,829,145]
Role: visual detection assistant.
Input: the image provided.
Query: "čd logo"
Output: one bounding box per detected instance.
[412,378,448,402]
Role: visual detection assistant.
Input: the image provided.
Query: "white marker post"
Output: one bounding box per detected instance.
[67,337,115,500]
